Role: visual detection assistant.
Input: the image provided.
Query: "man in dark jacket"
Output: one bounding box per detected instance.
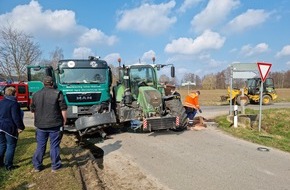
[0,87,25,171]
[30,76,67,172]
[166,83,181,100]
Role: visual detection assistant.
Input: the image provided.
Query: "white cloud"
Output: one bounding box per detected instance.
[276,45,290,57]
[191,0,240,32]
[141,50,156,62]
[0,1,117,47]
[164,30,225,54]
[0,1,77,37]
[103,53,121,65]
[226,9,270,33]
[286,61,290,66]
[73,47,94,59]
[77,29,118,47]
[178,0,203,13]
[240,43,269,56]
[116,1,176,35]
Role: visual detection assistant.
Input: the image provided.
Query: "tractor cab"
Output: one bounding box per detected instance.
[246,78,275,95]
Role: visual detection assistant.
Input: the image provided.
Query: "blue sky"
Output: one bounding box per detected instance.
[1,0,290,79]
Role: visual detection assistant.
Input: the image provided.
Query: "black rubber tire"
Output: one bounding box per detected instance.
[262,95,272,105]
[164,98,187,130]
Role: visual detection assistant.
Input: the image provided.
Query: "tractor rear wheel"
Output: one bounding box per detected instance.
[165,98,187,131]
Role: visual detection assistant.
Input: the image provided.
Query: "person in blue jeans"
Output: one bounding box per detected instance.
[30,76,67,172]
[0,87,25,171]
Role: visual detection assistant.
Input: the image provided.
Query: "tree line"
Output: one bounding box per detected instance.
[1,25,289,89]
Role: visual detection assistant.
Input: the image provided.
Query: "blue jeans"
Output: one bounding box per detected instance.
[185,107,197,126]
[0,131,18,168]
[32,126,62,170]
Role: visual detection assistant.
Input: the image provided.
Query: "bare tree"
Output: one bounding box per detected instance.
[159,74,170,84]
[0,25,42,81]
[216,71,226,89]
[270,71,285,88]
[49,47,64,69]
[202,74,217,90]
[283,70,290,88]
[181,73,196,83]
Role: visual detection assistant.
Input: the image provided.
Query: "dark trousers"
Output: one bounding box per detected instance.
[185,107,197,126]
[32,126,62,170]
[0,131,18,168]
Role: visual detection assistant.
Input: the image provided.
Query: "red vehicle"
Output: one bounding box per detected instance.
[0,81,30,110]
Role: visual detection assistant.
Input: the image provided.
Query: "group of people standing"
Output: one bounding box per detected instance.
[0,76,67,172]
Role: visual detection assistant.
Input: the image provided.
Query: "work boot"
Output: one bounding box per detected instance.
[6,165,20,171]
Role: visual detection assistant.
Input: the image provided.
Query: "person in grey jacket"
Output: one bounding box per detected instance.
[30,76,67,172]
[0,87,25,171]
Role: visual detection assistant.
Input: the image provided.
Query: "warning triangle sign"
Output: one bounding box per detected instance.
[257,62,272,82]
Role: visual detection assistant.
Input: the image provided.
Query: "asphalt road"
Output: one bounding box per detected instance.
[96,103,290,190]
[23,103,290,190]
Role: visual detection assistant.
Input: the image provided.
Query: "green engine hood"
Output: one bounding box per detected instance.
[137,86,162,114]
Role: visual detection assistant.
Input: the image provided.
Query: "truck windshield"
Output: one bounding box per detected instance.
[28,68,47,81]
[59,68,107,84]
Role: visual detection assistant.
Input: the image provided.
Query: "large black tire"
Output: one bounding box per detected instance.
[262,94,272,105]
[165,98,187,131]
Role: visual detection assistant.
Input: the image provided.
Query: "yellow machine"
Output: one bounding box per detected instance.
[221,78,278,105]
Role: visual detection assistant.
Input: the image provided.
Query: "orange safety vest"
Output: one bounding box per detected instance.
[183,92,200,109]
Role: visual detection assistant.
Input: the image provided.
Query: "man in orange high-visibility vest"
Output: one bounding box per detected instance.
[183,91,202,127]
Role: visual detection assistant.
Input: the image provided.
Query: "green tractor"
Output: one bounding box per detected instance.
[112,58,187,132]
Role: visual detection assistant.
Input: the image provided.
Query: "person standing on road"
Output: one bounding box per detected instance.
[0,87,25,171]
[30,76,67,172]
[183,91,202,127]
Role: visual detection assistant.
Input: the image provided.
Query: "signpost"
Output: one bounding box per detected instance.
[181,81,196,93]
[229,63,258,115]
[257,62,272,132]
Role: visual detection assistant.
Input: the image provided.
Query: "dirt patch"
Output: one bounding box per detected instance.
[61,134,170,190]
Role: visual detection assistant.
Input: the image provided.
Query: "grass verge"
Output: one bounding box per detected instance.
[0,128,83,190]
[215,108,290,153]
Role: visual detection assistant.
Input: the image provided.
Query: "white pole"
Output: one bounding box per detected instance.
[234,105,238,128]
[258,81,264,132]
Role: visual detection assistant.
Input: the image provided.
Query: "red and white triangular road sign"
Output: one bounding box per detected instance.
[257,62,272,82]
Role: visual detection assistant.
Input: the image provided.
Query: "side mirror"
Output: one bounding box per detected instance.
[171,66,175,78]
[157,64,161,71]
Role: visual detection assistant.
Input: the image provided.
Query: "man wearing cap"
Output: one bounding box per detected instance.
[169,84,181,100]
[30,76,67,172]
[183,91,202,128]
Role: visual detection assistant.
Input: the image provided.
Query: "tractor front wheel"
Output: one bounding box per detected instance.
[262,95,272,105]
